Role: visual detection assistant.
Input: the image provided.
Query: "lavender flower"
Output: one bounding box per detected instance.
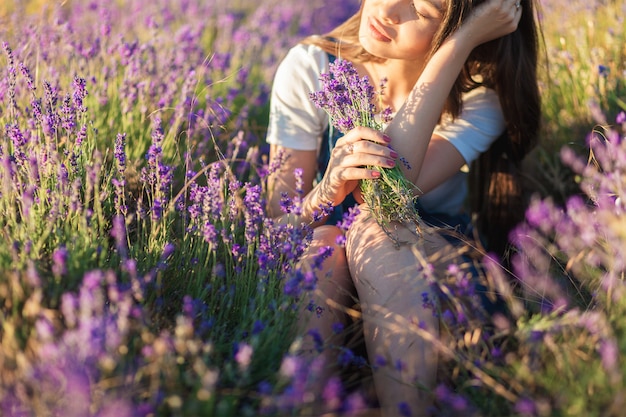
[514,397,537,416]
[3,42,17,115]
[310,59,421,246]
[398,401,412,417]
[42,81,60,137]
[19,62,35,92]
[72,76,88,113]
[322,376,343,411]
[113,133,127,215]
[52,245,69,277]
[111,215,127,259]
[60,93,77,133]
[244,183,264,246]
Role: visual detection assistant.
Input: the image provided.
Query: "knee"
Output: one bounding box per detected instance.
[312,224,344,244]
[344,208,384,260]
[308,225,353,291]
[308,225,347,264]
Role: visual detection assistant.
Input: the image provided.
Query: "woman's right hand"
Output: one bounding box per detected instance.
[317,126,397,207]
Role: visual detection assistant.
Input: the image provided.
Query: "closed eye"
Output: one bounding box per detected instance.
[411,0,443,20]
[410,1,425,18]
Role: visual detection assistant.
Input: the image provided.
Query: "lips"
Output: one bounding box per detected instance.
[367,17,392,42]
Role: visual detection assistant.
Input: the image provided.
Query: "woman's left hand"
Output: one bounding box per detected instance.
[462,0,524,47]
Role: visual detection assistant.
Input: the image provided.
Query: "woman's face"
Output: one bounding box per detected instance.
[358,0,445,62]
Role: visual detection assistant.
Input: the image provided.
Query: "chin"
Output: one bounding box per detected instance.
[358,35,386,59]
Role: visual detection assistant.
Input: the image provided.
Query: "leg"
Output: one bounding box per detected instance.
[345,208,455,417]
[297,225,356,389]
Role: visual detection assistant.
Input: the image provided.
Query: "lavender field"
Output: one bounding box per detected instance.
[0,0,625,416]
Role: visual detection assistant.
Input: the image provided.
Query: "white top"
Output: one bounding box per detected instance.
[266,43,506,216]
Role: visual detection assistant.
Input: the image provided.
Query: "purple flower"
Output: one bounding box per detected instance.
[252,320,265,335]
[310,58,378,133]
[42,81,60,137]
[434,384,452,402]
[322,376,343,411]
[75,124,87,146]
[421,291,435,311]
[151,198,163,220]
[31,96,44,124]
[336,205,360,233]
[5,123,27,164]
[19,62,35,92]
[398,402,412,417]
[3,42,17,112]
[279,192,294,214]
[311,245,334,271]
[291,168,305,215]
[441,309,455,325]
[244,183,264,245]
[338,347,355,367]
[451,394,468,411]
[114,133,127,173]
[332,322,344,334]
[374,354,387,368]
[514,397,537,416]
[342,392,367,416]
[599,339,618,371]
[60,93,77,132]
[203,222,218,245]
[111,214,127,259]
[52,246,69,277]
[307,328,324,353]
[72,75,88,113]
[161,242,176,260]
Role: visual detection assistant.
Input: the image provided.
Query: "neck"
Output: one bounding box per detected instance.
[361,59,426,112]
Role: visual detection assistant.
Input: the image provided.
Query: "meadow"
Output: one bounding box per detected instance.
[0,0,625,416]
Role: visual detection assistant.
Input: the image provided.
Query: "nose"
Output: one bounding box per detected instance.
[378,0,402,24]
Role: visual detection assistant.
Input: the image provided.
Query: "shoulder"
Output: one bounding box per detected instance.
[461,86,501,114]
[288,41,329,61]
[275,42,331,80]
[271,42,333,110]
[434,86,505,164]
[441,85,503,129]
[266,42,331,151]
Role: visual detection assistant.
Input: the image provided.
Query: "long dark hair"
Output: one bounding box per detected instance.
[304,0,543,259]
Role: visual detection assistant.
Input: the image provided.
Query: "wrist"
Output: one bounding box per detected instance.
[303,185,332,222]
[448,22,482,52]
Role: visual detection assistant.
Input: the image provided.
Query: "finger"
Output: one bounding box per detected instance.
[337,166,382,181]
[344,151,397,170]
[349,139,397,159]
[342,126,392,146]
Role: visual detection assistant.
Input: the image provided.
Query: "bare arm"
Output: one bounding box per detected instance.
[415,136,466,195]
[266,145,321,224]
[388,0,521,188]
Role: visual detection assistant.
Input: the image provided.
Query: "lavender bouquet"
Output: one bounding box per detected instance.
[310,59,421,245]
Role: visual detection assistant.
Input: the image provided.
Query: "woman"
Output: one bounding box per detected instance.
[266,0,541,415]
